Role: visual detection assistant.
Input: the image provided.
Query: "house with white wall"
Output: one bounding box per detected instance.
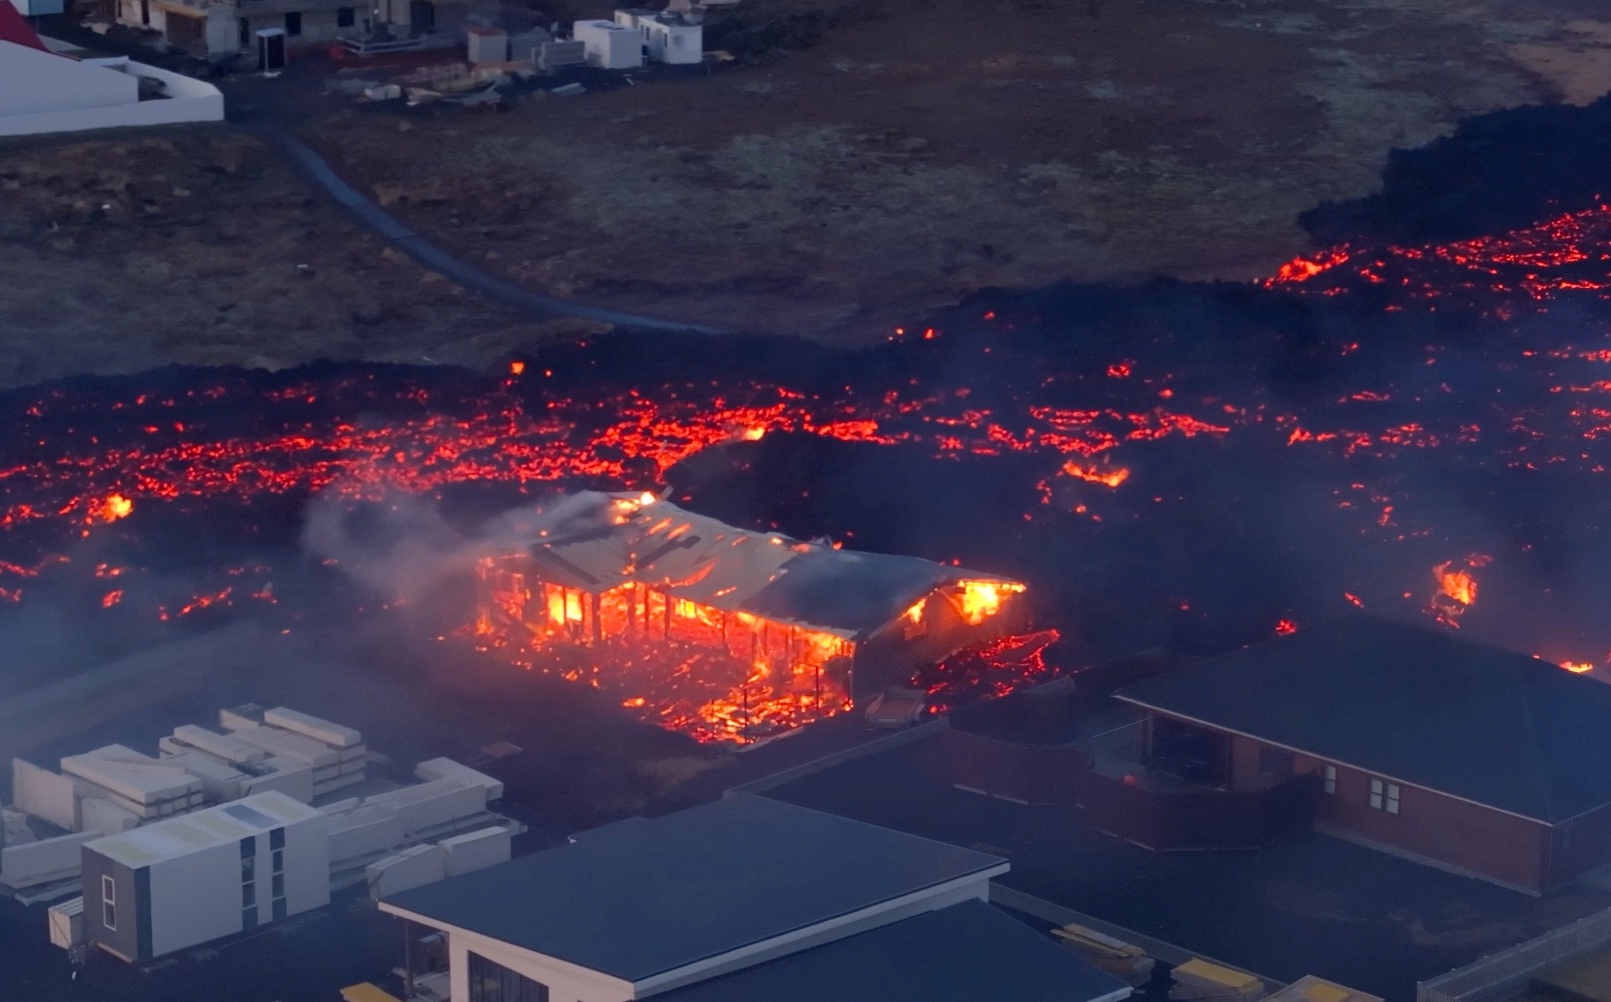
[80,791,330,963]
[378,794,1132,1002]
[572,18,641,69]
[612,8,700,65]
[0,40,223,137]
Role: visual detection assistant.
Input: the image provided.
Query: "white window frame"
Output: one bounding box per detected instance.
[1323,764,1336,795]
[1369,777,1401,814]
[102,875,117,931]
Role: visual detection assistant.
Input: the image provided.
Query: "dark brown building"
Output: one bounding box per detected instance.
[1113,617,1611,894]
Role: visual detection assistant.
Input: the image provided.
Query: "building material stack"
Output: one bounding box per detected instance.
[324,759,508,875]
[59,745,205,822]
[1051,922,1156,986]
[218,705,368,798]
[159,723,317,803]
[1170,959,1268,1002]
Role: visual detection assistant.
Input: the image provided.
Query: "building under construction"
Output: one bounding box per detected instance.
[474,492,1029,738]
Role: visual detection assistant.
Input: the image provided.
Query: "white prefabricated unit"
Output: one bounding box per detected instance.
[0,832,101,889]
[166,724,269,766]
[326,804,405,864]
[226,724,365,797]
[60,745,205,822]
[572,18,642,69]
[366,843,447,899]
[414,758,504,801]
[537,38,585,69]
[49,896,84,950]
[80,791,331,963]
[614,8,701,64]
[439,826,511,876]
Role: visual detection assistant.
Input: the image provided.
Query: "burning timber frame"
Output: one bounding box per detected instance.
[474,492,1030,716]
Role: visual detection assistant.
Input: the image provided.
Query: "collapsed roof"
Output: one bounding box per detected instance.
[498,491,1021,639]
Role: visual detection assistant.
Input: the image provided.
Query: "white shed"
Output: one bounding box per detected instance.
[572,18,641,69]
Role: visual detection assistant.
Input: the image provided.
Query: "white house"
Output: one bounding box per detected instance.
[613,8,701,65]
[572,18,641,69]
[80,791,331,963]
[378,795,1133,1002]
[0,40,223,137]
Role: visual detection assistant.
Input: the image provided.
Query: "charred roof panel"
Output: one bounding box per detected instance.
[740,549,959,638]
[1114,615,1611,822]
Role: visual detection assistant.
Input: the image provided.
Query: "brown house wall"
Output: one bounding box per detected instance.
[1158,714,1552,892]
[1546,800,1611,889]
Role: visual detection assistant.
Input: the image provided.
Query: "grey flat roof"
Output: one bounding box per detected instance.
[383,795,1006,983]
[654,900,1131,1002]
[1115,615,1611,822]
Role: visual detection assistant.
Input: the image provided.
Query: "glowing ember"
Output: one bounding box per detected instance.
[1275,619,1298,636]
[1562,661,1596,674]
[1060,459,1131,488]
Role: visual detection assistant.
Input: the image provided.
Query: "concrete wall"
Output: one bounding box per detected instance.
[0,42,137,116]
[366,844,446,898]
[13,759,80,831]
[0,57,223,138]
[441,826,510,876]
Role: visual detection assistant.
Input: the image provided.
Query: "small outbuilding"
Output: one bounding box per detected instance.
[572,18,642,69]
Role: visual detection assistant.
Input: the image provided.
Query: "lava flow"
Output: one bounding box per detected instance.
[6,185,1611,742]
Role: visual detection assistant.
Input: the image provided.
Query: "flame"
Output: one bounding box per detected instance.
[904,600,925,625]
[1562,661,1595,674]
[956,580,1025,626]
[508,361,526,376]
[1434,561,1478,606]
[1275,618,1297,636]
[93,494,134,523]
[741,426,766,441]
[1060,459,1130,488]
[101,589,123,608]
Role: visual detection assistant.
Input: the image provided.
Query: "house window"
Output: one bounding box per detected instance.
[1323,764,1336,795]
[337,5,354,25]
[284,10,301,35]
[101,875,117,931]
[1369,778,1401,814]
[468,951,550,1002]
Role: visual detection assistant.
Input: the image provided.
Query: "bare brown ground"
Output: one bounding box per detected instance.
[4,0,1611,381]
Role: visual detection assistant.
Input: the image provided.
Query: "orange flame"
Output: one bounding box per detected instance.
[1060,459,1130,488]
[957,580,1025,626]
[1562,661,1595,674]
[92,494,134,524]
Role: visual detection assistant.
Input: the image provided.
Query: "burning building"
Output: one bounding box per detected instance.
[473,492,1029,741]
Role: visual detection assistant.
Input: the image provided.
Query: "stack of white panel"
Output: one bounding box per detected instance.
[439,826,511,876]
[0,831,99,888]
[221,707,367,798]
[48,896,83,950]
[414,758,504,802]
[59,746,204,821]
[362,779,487,837]
[161,725,268,767]
[239,759,315,803]
[365,843,447,899]
[79,797,140,838]
[326,804,405,863]
[12,759,81,831]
